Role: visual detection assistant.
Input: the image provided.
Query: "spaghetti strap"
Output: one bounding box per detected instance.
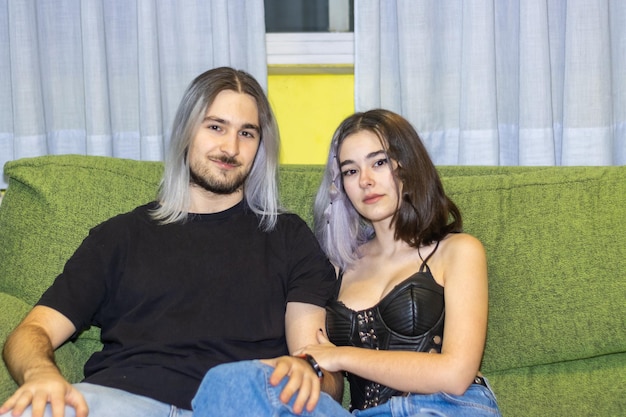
[333,270,345,298]
[418,240,440,272]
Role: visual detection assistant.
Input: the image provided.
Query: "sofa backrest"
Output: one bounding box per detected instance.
[1,155,624,375]
[437,165,626,373]
[0,156,164,304]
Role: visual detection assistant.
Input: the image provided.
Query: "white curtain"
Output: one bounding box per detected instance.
[0,0,267,188]
[355,0,626,166]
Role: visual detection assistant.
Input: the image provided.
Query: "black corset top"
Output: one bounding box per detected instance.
[325,252,445,410]
[326,263,445,352]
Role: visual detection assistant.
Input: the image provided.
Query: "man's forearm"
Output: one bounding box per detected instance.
[321,369,344,403]
[3,323,60,385]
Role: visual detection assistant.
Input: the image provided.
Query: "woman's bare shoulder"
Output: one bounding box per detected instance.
[441,232,485,252]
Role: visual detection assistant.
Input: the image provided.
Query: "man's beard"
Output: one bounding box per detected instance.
[189,156,250,195]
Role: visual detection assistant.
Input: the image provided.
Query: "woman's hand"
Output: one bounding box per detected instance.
[294,330,343,373]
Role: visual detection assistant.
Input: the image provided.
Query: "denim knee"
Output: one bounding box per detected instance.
[192,360,349,417]
[192,360,279,416]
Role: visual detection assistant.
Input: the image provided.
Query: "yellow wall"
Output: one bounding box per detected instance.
[268,68,354,165]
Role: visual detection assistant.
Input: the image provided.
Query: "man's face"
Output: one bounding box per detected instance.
[188,89,261,195]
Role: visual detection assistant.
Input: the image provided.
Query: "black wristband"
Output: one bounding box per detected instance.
[297,354,324,379]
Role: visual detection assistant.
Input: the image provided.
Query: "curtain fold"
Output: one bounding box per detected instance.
[0,0,267,188]
[355,0,625,166]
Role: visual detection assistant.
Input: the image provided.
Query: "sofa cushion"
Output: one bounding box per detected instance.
[486,352,626,417]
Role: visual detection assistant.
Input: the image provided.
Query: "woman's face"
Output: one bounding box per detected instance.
[338,130,401,225]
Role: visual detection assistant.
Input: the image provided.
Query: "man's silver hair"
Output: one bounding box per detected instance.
[151,67,281,231]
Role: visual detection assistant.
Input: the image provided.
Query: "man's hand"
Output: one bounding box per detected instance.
[260,355,322,414]
[0,367,88,417]
[2,306,83,417]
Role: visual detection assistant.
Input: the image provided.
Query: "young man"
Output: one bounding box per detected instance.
[1,67,341,417]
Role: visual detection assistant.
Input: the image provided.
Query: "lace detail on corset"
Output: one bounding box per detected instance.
[356,309,382,408]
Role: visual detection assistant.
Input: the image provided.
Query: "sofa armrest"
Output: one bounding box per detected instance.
[0,292,30,402]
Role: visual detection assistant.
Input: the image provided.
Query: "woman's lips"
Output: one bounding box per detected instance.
[363,194,383,204]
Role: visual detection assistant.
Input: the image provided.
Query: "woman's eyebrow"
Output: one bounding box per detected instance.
[366,150,387,159]
[339,150,386,167]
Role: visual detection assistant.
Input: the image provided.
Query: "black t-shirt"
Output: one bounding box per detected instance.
[38,201,336,409]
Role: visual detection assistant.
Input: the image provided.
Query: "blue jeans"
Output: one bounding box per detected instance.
[191,360,501,417]
[0,383,192,417]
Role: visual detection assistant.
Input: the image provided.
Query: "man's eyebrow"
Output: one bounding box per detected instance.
[202,116,260,133]
[203,116,225,124]
[242,123,261,133]
[339,150,386,167]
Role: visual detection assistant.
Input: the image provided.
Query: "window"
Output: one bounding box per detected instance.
[265,0,353,32]
[265,0,354,67]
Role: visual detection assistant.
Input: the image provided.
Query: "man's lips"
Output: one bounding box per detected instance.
[210,157,240,170]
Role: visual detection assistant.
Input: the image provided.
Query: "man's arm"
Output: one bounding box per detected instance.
[260,302,343,414]
[0,305,88,417]
[284,302,343,401]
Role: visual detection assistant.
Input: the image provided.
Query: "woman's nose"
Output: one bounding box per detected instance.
[359,169,374,188]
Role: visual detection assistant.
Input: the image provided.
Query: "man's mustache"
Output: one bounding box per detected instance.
[212,155,241,167]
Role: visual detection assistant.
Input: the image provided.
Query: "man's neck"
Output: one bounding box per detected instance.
[188,186,244,214]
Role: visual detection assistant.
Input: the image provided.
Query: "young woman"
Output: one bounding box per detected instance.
[190,109,501,417]
[298,109,502,416]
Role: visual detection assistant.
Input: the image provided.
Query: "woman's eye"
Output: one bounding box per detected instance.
[374,158,388,167]
[342,169,357,177]
[208,124,221,131]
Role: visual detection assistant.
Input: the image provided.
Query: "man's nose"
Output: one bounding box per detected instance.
[220,132,239,157]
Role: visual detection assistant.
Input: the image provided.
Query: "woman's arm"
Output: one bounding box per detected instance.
[301,234,489,395]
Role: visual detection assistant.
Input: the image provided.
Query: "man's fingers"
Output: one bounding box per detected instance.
[65,388,89,417]
[279,368,302,403]
[0,382,88,417]
[30,390,50,417]
[268,360,290,386]
[0,393,18,415]
[266,356,322,414]
[293,376,319,415]
[9,390,35,417]
[305,378,321,412]
[49,395,68,417]
[282,371,307,414]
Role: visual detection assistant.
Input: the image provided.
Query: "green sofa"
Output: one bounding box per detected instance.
[1,155,624,416]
